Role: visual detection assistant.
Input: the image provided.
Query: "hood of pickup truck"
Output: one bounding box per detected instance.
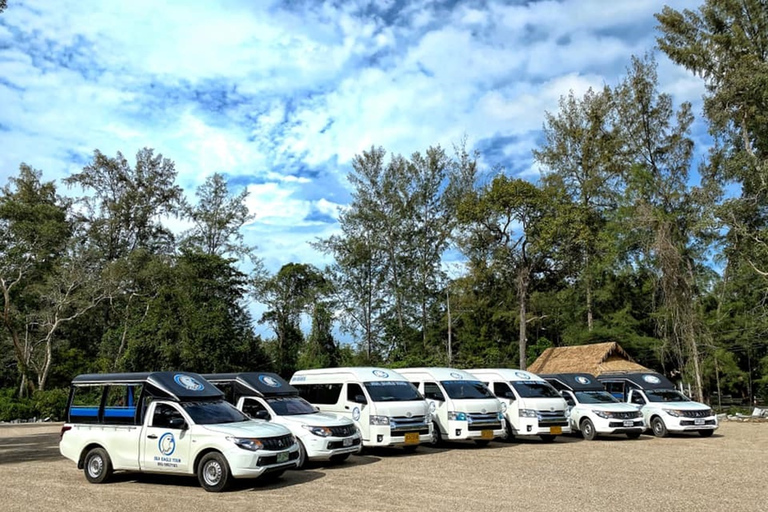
[201,420,291,438]
[278,412,353,427]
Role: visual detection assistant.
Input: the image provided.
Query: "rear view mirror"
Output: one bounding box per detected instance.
[504,392,515,399]
[253,409,270,420]
[169,417,186,430]
[354,394,368,405]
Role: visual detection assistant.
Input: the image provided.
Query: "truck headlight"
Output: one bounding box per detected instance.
[497,411,504,421]
[369,415,390,426]
[518,409,537,418]
[302,425,332,437]
[592,410,612,419]
[635,410,644,419]
[448,411,467,421]
[227,436,263,451]
[663,409,682,417]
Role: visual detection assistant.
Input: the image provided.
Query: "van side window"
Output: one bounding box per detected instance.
[493,382,514,399]
[295,383,343,405]
[69,386,105,424]
[630,392,646,405]
[152,403,184,429]
[423,382,445,401]
[103,385,141,425]
[347,383,367,404]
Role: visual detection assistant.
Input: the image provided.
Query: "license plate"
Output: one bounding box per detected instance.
[277,451,289,463]
[343,437,353,447]
[404,432,420,444]
[481,429,493,439]
[623,420,634,427]
[549,426,562,435]
[695,419,705,425]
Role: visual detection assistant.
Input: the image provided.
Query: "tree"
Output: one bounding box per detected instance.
[0,1,6,14]
[0,165,70,396]
[181,173,257,260]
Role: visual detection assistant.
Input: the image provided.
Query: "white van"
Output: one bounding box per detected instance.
[397,368,505,446]
[204,372,361,468]
[467,369,571,442]
[290,367,434,450]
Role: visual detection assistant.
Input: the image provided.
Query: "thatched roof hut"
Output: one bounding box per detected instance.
[528,342,651,376]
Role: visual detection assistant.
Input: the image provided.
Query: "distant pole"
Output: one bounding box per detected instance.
[446,289,452,365]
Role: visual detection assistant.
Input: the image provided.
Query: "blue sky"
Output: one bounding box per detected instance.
[0,0,706,278]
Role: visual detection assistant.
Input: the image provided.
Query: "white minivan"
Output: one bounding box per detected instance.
[397,368,505,446]
[204,372,362,468]
[467,369,571,442]
[290,367,434,450]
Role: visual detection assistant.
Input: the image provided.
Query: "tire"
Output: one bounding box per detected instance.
[698,429,714,438]
[197,452,232,492]
[539,435,556,443]
[430,422,442,446]
[83,447,113,484]
[502,419,516,443]
[651,416,668,438]
[580,419,597,441]
[474,440,491,447]
[330,453,350,463]
[626,432,642,440]
[295,440,308,469]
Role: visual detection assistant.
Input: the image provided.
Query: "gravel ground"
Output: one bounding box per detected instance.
[1,422,766,512]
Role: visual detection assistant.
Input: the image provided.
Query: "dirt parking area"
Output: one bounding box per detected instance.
[0,422,766,512]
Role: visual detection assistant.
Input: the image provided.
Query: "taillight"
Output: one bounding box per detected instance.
[60,425,72,440]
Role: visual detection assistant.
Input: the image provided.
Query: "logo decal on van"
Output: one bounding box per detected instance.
[575,376,591,385]
[372,370,389,378]
[259,375,281,388]
[352,407,361,421]
[450,372,463,379]
[515,371,531,380]
[643,375,661,384]
[174,374,204,391]
[159,433,176,456]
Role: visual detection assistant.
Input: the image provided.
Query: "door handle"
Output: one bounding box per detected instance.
[344,406,350,410]
[147,434,158,439]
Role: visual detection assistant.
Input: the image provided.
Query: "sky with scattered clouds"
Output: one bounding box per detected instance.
[1,0,706,278]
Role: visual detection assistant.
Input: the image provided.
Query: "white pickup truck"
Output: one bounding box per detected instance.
[204,372,361,468]
[59,372,299,492]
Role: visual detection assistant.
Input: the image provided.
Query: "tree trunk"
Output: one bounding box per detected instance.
[446,289,452,365]
[517,266,530,370]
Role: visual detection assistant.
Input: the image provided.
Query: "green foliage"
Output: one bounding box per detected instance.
[0,388,68,421]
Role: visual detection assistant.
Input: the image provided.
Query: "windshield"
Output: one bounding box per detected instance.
[440,380,493,400]
[511,381,562,399]
[266,397,317,416]
[645,390,690,403]
[181,400,249,425]
[364,381,422,402]
[574,391,620,404]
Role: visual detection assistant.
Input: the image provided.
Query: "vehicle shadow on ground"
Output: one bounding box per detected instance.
[303,454,381,471]
[0,432,62,465]
[108,469,325,491]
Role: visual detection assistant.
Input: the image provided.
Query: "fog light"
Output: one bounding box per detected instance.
[377,435,383,443]
[527,425,532,432]
[455,429,461,437]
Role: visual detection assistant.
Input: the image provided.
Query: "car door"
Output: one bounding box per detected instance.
[423,382,447,432]
[560,391,579,429]
[142,402,192,473]
[345,382,370,433]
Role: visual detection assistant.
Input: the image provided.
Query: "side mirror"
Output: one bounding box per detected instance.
[504,392,516,400]
[354,394,368,405]
[169,417,186,430]
[254,409,270,420]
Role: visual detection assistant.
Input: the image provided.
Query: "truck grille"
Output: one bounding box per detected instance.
[467,412,501,431]
[260,434,295,451]
[257,450,299,467]
[328,425,357,437]
[611,411,640,419]
[537,410,569,427]
[391,415,430,434]
[680,419,717,426]
[680,409,712,418]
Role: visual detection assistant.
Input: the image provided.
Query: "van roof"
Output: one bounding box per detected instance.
[290,367,408,383]
[71,372,223,401]
[539,373,604,391]
[596,372,675,390]
[465,368,547,383]
[203,372,297,398]
[397,367,481,381]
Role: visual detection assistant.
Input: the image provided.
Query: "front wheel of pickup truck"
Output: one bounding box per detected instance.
[84,447,113,484]
[197,452,232,492]
[651,416,668,438]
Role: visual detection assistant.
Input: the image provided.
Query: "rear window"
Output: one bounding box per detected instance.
[295,383,343,405]
[68,384,143,425]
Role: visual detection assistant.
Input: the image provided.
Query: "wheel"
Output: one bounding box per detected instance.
[651,416,668,438]
[626,432,642,440]
[539,434,556,443]
[474,440,491,447]
[402,444,419,453]
[197,452,232,492]
[580,419,597,441]
[430,422,442,446]
[83,447,113,484]
[698,429,714,438]
[295,439,308,469]
[330,453,350,463]
[502,419,516,443]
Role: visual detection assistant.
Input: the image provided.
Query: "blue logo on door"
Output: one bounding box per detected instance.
[159,433,176,456]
